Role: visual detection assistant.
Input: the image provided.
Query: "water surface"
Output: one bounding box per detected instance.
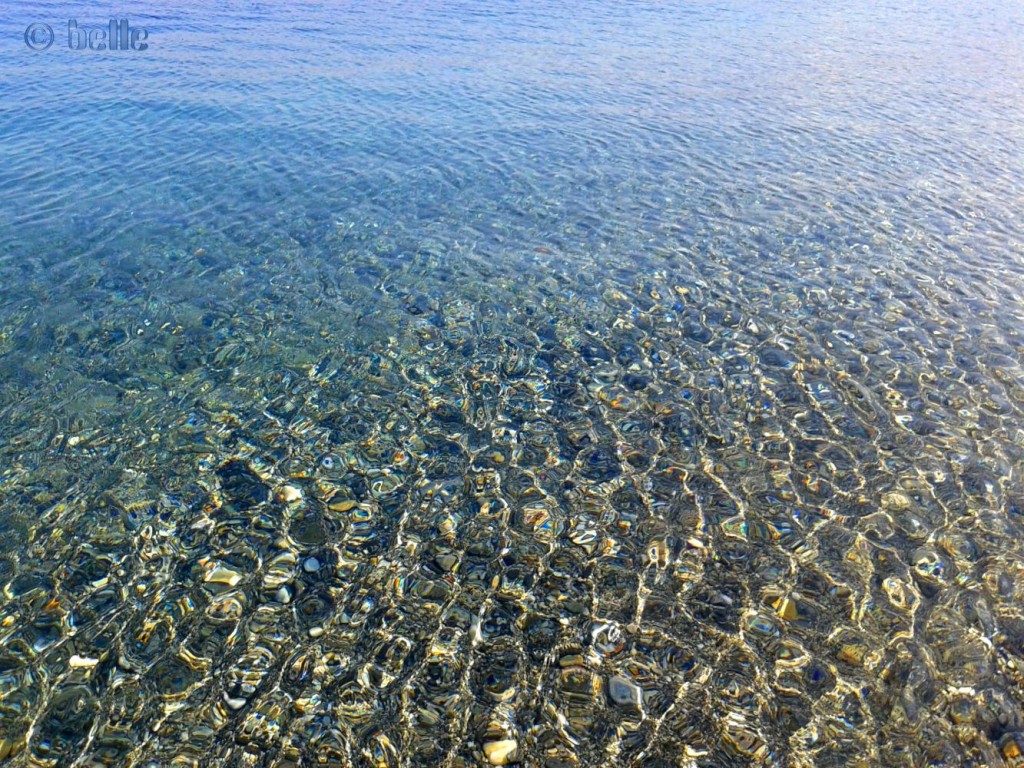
[1,1,1024,766]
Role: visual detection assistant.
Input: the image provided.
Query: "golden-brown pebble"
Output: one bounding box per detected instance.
[0,736,24,761]
[773,595,800,622]
[205,565,242,587]
[483,739,519,765]
[837,644,866,666]
[1002,733,1023,760]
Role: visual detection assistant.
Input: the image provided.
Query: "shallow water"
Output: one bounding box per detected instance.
[2,1,1024,766]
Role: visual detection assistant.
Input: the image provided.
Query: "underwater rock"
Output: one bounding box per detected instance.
[216,459,270,507]
[483,739,519,765]
[608,675,642,708]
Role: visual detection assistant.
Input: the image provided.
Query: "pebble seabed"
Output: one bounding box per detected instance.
[1,215,1024,768]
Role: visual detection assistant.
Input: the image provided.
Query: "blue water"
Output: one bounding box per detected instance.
[2,2,1024,766]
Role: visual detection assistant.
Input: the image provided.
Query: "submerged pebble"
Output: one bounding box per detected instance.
[276,485,303,503]
[608,675,642,708]
[204,565,242,587]
[483,739,519,765]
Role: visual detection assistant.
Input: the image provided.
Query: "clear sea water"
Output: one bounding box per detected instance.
[2,1,1024,766]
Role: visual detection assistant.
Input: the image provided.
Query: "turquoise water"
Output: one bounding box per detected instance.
[2,1,1024,765]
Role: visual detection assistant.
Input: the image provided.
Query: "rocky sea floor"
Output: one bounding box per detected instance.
[1,215,1024,767]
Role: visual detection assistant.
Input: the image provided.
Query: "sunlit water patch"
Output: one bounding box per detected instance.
[1,1,1024,766]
